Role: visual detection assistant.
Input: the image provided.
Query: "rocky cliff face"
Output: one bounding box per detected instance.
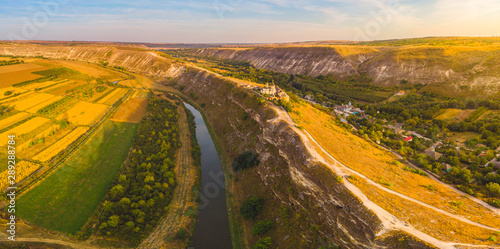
[0,44,434,248]
[0,44,185,79]
[197,47,363,78]
[193,46,500,95]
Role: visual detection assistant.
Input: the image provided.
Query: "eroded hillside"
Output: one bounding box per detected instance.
[184,39,500,96]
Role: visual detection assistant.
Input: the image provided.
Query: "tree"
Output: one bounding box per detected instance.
[253,237,272,249]
[110,184,125,200]
[174,228,187,240]
[252,219,274,235]
[487,182,500,197]
[232,151,260,172]
[240,197,263,220]
[108,215,120,228]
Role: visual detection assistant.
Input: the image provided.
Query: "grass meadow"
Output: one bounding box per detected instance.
[17,120,139,234]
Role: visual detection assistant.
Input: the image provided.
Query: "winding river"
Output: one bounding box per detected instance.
[184,103,232,249]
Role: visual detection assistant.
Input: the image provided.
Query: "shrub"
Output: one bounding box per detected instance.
[425,185,436,191]
[488,199,500,208]
[59,120,70,129]
[488,236,497,242]
[174,228,187,240]
[4,91,12,96]
[252,219,274,235]
[240,196,263,220]
[487,182,500,197]
[232,151,260,172]
[96,85,107,93]
[253,237,272,249]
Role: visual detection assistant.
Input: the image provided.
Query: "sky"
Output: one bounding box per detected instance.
[1,0,500,43]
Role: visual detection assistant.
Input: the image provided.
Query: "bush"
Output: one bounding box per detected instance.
[240,196,263,220]
[253,237,272,249]
[4,91,12,96]
[174,228,187,240]
[488,199,500,208]
[252,219,274,235]
[488,236,497,242]
[425,185,436,191]
[59,120,70,129]
[96,85,107,93]
[232,151,260,172]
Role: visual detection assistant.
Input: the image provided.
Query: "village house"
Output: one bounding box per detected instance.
[424,143,443,160]
[486,158,500,169]
[260,85,276,95]
[404,136,413,142]
[441,162,453,172]
[259,84,289,102]
[396,90,405,96]
[275,86,290,102]
[385,124,405,135]
[426,150,443,160]
[334,102,364,116]
[410,131,431,141]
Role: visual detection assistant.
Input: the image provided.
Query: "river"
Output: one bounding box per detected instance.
[184,103,232,249]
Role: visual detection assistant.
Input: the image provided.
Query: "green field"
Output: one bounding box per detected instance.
[17,120,139,234]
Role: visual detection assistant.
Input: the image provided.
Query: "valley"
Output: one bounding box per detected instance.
[0,38,499,249]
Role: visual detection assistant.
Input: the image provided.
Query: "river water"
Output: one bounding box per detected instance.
[184,103,232,249]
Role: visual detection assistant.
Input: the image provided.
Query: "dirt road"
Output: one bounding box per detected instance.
[268,104,500,249]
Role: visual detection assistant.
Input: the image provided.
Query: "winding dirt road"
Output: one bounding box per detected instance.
[268,104,500,249]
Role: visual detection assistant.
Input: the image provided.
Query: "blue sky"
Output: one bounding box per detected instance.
[1,0,500,43]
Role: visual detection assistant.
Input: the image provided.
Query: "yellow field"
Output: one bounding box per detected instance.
[0,92,34,105]
[88,86,112,102]
[19,124,75,160]
[0,112,31,130]
[131,89,139,98]
[41,80,70,92]
[17,125,60,152]
[32,126,89,162]
[289,102,500,228]
[8,93,55,111]
[0,64,48,87]
[46,82,86,95]
[20,80,63,91]
[57,101,109,126]
[96,88,119,104]
[0,87,26,100]
[53,59,126,80]
[435,108,475,121]
[333,45,380,57]
[111,98,148,123]
[98,88,128,105]
[25,96,63,114]
[0,161,41,190]
[349,176,499,246]
[0,117,50,144]
[441,45,500,56]
[0,63,45,74]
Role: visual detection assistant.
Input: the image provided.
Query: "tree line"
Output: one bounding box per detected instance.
[95,97,181,244]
